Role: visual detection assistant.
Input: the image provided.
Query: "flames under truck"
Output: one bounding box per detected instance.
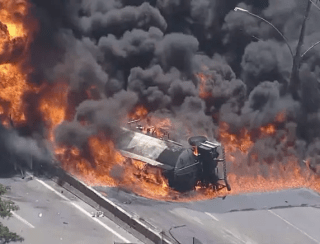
[116,121,231,192]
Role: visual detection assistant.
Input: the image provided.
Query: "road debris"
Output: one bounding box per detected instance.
[92,211,104,218]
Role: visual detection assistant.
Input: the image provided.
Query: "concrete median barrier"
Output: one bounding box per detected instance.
[39,162,176,244]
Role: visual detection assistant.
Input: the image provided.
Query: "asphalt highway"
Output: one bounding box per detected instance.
[96,186,320,244]
[3,172,320,244]
[0,175,142,244]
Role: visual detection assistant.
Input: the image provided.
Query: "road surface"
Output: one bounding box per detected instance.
[95,186,320,244]
[3,172,320,244]
[0,175,142,244]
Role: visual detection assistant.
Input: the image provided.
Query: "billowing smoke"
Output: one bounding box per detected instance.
[2,0,320,174]
[0,124,52,172]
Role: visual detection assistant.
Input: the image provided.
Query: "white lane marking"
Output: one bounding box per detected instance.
[192,217,204,225]
[222,228,247,244]
[205,212,219,221]
[268,210,320,244]
[205,212,249,244]
[11,211,35,229]
[34,177,130,243]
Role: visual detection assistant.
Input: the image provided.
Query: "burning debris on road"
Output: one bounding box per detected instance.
[1,0,320,201]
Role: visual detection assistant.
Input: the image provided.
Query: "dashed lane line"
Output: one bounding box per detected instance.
[205,212,220,221]
[268,210,320,244]
[33,177,131,243]
[205,212,247,244]
[11,211,35,229]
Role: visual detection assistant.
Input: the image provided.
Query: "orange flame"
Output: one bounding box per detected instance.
[2,1,320,203]
[219,122,254,154]
[140,117,172,139]
[260,124,276,136]
[0,1,28,39]
[57,134,178,199]
[215,120,320,201]
[0,0,38,126]
[195,65,213,99]
[196,73,212,99]
[193,146,199,156]
[0,64,37,125]
[226,159,320,197]
[128,105,148,120]
[128,106,172,139]
[39,82,69,141]
[275,111,286,123]
[55,109,320,202]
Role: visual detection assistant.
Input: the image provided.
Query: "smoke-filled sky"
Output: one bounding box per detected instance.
[2,0,320,174]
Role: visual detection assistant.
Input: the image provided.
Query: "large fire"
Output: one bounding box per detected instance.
[54,105,320,202]
[216,112,320,200]
[0,0,38,127]
[1,0,320,202]
[0,64,36,126]
[56,134,176,200]
[128,106,172,139]
[0,1,27,39]
[128,105,148,120]
[39,82,69,141]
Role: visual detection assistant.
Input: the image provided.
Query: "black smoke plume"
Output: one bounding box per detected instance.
[2,0,320,174]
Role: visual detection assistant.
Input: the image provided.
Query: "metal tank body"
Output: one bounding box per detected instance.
[115,127,231,192]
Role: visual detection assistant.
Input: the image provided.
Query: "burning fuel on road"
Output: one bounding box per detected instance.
[1,0,320,202]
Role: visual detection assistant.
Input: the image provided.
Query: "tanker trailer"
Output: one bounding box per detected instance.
[115,124,231,192]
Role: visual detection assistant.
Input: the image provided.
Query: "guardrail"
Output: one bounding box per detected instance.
[15,159,205,244]
[25,160,177,244]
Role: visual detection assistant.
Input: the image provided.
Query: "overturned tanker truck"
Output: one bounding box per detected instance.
[115,121,231,192]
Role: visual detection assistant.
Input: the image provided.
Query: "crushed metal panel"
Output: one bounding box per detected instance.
[117,128,184,168]
[126,131,168,159]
